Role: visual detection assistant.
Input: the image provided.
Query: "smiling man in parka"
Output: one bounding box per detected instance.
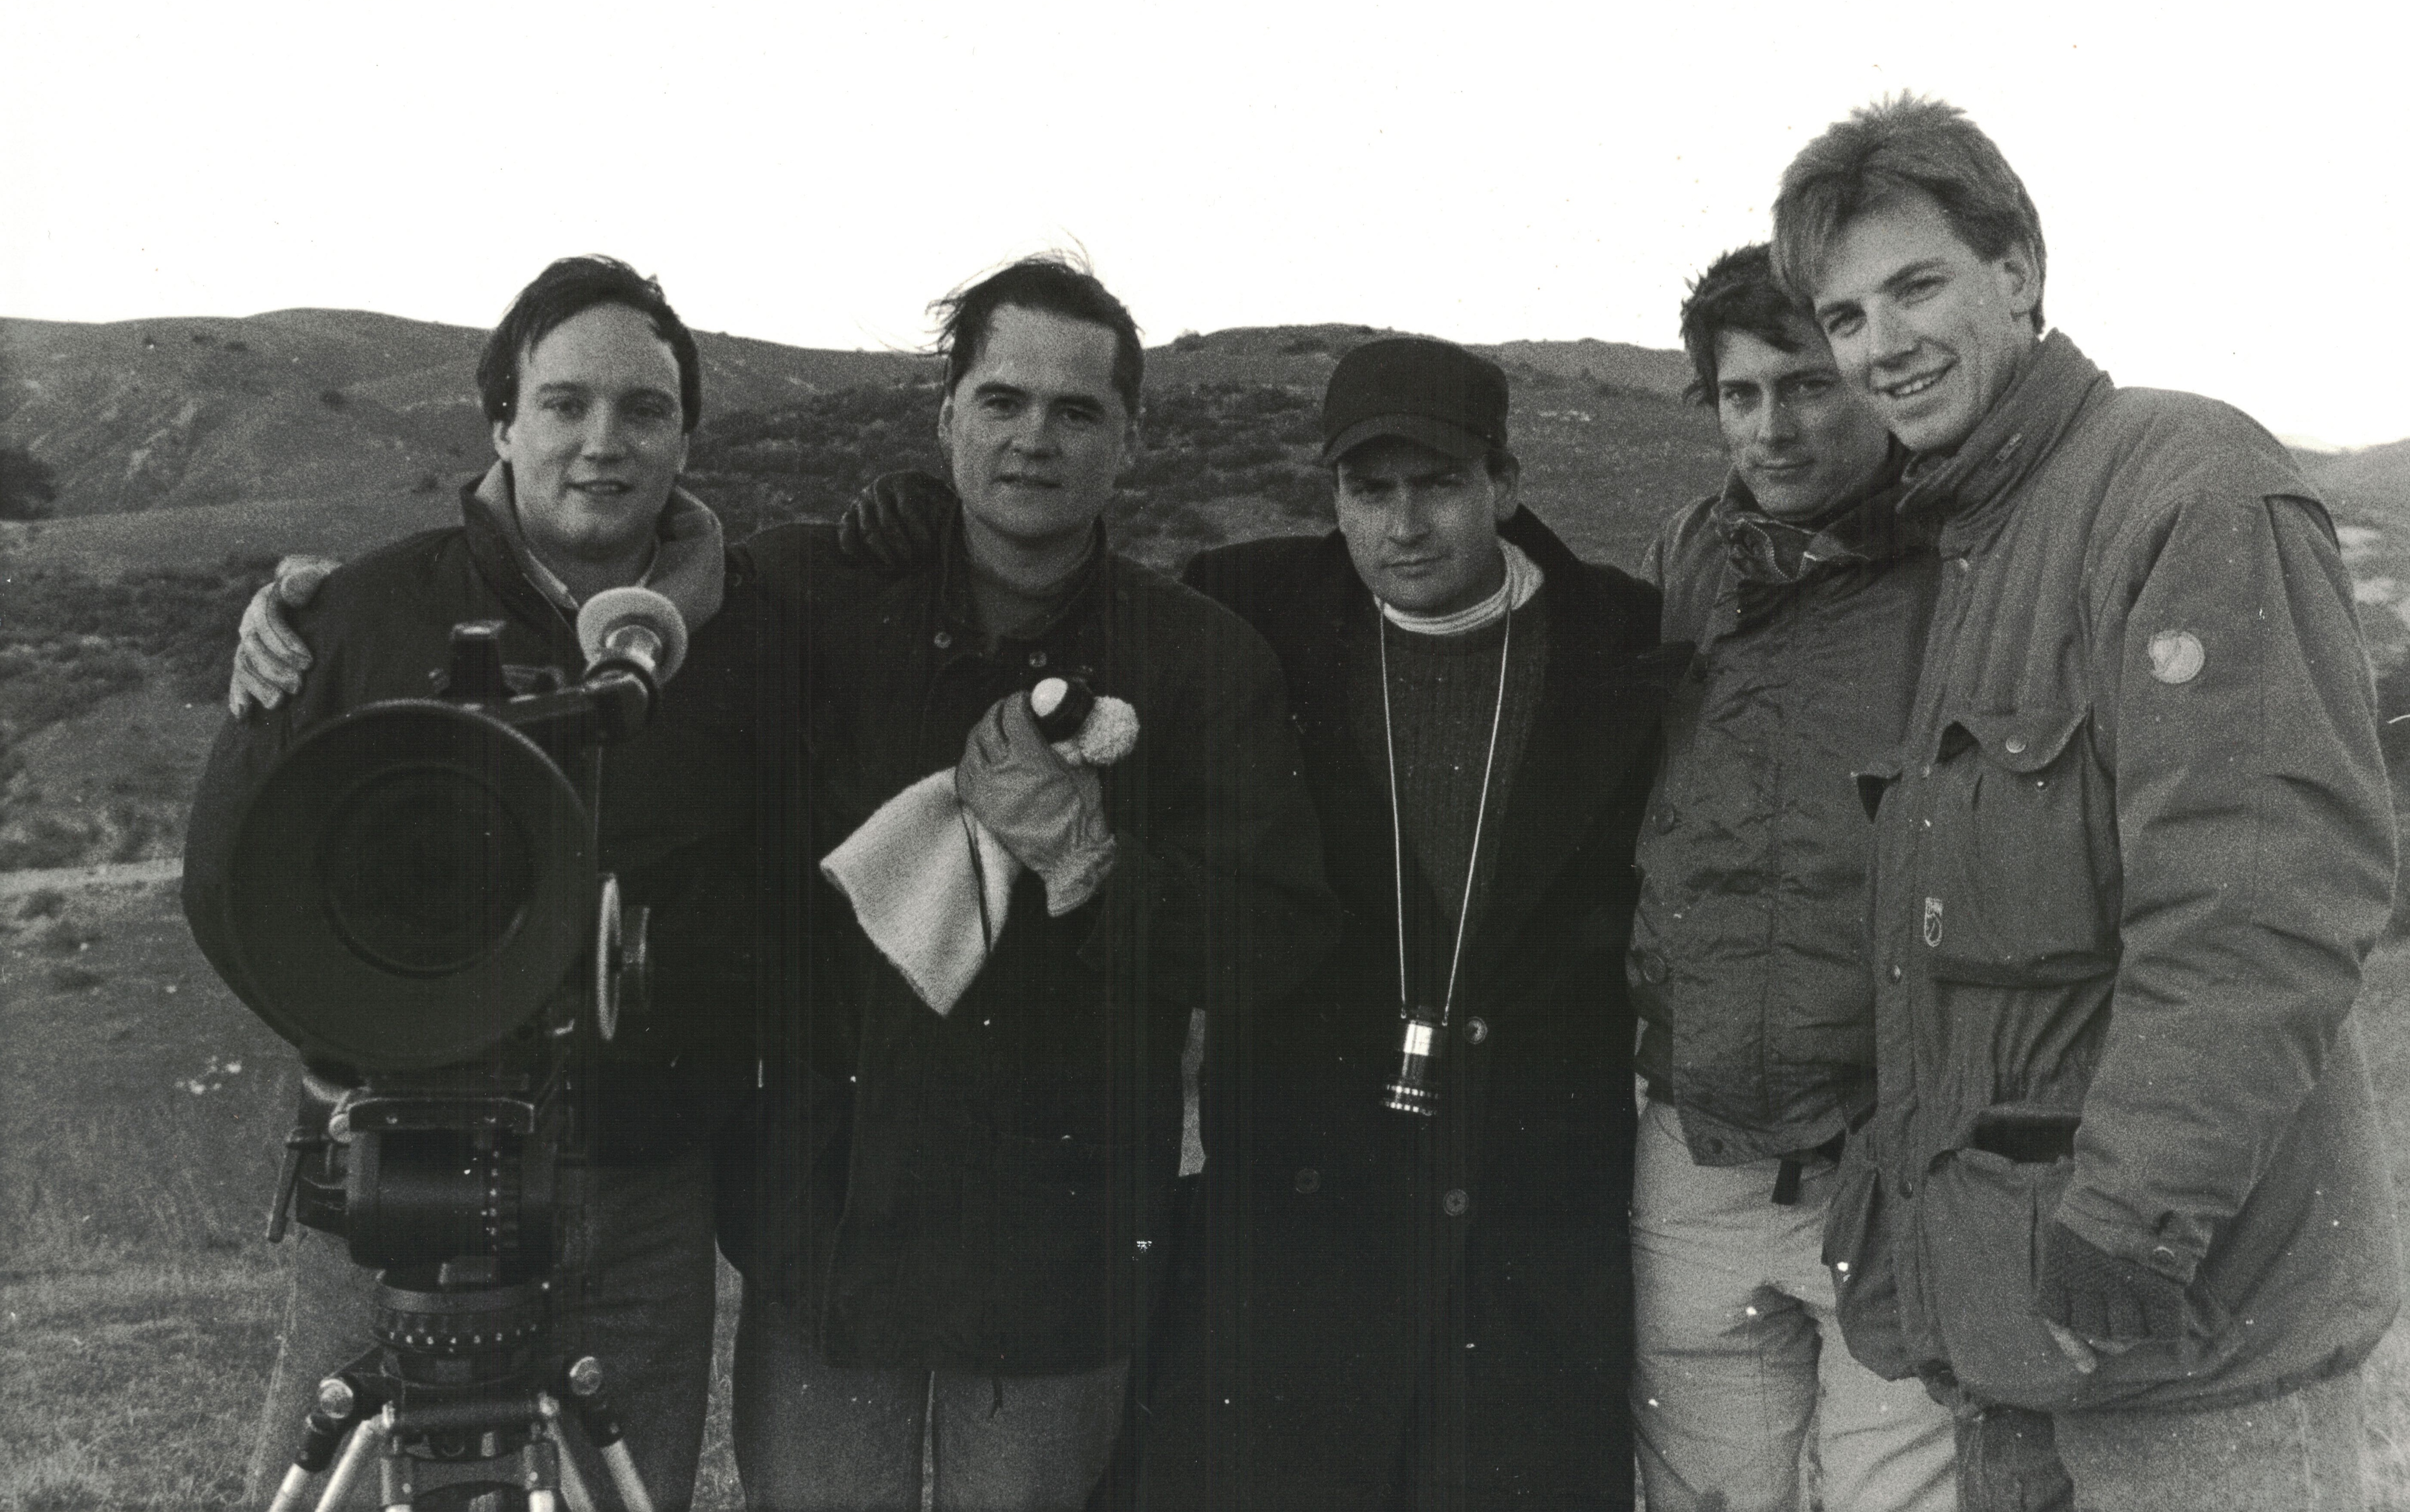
[1774,94,2401,1511]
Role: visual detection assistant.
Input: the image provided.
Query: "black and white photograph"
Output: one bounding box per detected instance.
[3,3,2406,1509]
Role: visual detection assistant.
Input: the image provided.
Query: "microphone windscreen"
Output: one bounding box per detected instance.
[578,587,689,682]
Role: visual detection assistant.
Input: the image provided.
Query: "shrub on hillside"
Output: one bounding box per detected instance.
[688,380,1331,565]
[0,556,275,743]
[0,446,59,521]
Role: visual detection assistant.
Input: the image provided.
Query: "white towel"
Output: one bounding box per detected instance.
[821,771,1021,1016]
[820,687,1139,1016]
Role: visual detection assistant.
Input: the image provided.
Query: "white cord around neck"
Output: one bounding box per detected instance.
[1378,605,1513,1027]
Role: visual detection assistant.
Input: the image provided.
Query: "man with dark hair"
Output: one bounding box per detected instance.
[1153,336,1668,1509]
[1626,243,1955,1512]
[721,253,1331,1510]
[1774,94,2399,1510]
[193,254,775,1509]
[841,333,1670,1508]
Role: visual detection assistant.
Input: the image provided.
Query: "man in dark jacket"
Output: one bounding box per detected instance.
[1775,95,2401,1511]
[718,256,1332,1511]
[1156,337,1670,1509]
[187,256,775,1510]
[841,336,1671,1508]
[1626,246,1954,1512]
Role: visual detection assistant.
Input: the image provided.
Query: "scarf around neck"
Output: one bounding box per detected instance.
[471,461,727,632]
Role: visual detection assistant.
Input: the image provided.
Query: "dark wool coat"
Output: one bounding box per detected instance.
[1836,332,2402,1413]
[1151,509,1675,1511]
[182,476,779,1164]
[1630,465,1941,1165]
[718,518,1332,1376]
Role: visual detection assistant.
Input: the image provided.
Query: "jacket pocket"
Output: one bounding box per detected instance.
[1920,707,2117,985]
[1917,1134,2087,1408]
[1821,1125,1919,1381]
[1915,1105,2235,1411]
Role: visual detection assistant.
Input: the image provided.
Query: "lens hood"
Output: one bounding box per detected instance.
[223,698,596,1070]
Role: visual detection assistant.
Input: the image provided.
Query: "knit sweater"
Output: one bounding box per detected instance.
[1345,595,1551,995]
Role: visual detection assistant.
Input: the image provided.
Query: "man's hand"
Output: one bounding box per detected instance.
[837,470,956,573]
[2036,1220,2185,1374]
[956,689,1116,916]
[228,555,339,718]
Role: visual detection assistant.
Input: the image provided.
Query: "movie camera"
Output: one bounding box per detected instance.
[215,588,688,1512]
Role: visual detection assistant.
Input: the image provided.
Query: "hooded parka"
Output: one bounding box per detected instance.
[1831,332,2402,1414]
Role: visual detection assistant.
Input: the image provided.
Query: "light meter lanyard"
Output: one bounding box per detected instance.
[1378,609,1512,1033]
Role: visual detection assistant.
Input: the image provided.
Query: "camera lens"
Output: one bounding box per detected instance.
[317,766,541,976]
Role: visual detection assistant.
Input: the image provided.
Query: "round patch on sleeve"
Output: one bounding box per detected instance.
[2147,630,2205,685]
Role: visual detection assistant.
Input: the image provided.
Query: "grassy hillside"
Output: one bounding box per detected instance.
[0,309,1692,526]
[0,310,930,521]
[682,327,1722,573]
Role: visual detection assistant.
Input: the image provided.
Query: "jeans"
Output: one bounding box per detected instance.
[1957,1368,2366,1512]
[1630,1099,1956,1512]
[732,1288,1128,1512]
[241,1149,720,1511]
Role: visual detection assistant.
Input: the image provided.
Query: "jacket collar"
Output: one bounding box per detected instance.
[1713,442,1922,587]
[1288,508,1670,972]
[463,462,727,632]
[930,506,1111,650]
[1897,330,2110,546]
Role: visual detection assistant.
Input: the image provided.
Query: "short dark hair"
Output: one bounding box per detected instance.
[1771,93,2046,333]
[478,256,703,434]
[932,254,1143,416]
[1678,244,1811,405]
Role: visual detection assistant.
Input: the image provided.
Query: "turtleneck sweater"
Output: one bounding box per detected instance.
[1346,554,1551,1002]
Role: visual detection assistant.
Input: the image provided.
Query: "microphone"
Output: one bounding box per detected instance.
[576,587,688,685]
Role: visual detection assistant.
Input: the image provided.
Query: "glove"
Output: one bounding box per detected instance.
[837,470,956,573]
[228,555,340,717]
[2035,1221,2188,1344]
[956,689,1116,916]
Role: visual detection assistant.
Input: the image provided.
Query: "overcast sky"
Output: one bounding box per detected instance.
[8,1,2405,446]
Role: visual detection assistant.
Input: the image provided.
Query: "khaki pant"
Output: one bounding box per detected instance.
[1630,1098,1956,1512]
[1956,1369,2366,1512]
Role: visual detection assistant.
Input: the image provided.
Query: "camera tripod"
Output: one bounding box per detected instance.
[264,1270,655,1512]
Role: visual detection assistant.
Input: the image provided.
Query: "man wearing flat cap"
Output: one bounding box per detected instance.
[1146,336,1677,1509]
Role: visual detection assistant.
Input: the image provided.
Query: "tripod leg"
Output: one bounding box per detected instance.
[313,1409,388,1511]
[596,1441,655,1512]
[559,1360,656,1512]
[535,1394,599,1512]
[519,1433,565,1512]
[266,1460,320,1512]
[374,1425,414,1512]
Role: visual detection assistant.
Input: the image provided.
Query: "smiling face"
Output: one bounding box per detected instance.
[1714,317,1895,520]
[1333,437,1517,616]
[939,303,1137,559]
[1807,188,2040,456]
[490,302,687,574]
